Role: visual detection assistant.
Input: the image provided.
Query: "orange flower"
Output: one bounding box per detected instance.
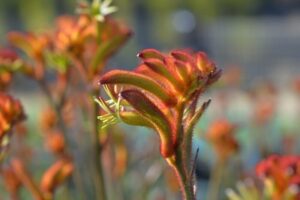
[0,48,19,90]
[40,107,57,132]
[8,32,50,79]
[98,49,221,157]
[1,165,22,195]
[40,158,74,196]
[256,155,300,200]
[97,49,221,200]
[206,119,239,161]
[52,14,131,77]
[8,32,50,62]
[0,93,25,138]
[53,15,97,57]
[45,131,65,155]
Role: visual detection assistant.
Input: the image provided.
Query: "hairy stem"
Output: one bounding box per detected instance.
[168,148,195,200]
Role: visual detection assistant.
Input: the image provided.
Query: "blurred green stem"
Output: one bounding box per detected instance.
[207,159,225,200]
[92,88,107,200]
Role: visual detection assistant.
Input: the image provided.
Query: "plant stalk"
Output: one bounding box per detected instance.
[92,89,107,200]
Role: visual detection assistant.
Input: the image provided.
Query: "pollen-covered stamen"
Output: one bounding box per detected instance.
[95,84,124,129]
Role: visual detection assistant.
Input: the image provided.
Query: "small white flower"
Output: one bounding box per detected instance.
[93,0,118,21]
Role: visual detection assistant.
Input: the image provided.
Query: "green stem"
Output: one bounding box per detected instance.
[11,159,46,200]
[207,160,225,200]
[92,89,107,200]
[170,148,195,200]
[168,102,196,200]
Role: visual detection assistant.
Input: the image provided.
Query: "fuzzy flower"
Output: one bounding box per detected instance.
[227,155,300,200]
[0,48,19,90]
[52,14,131,77]
[0,93,25,138]
[97,49,221,158]
[0,93,25,162]
[96,49,221,199]
[53,15,97,58]
[206,119,239,161]
[0,165,22,196]
[40,157,74,197]
[8,32,50,63]
[256,155,300,200]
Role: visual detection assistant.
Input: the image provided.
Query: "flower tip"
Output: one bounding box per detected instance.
[137,49,165,61]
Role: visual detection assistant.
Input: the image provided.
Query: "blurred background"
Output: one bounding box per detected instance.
[1,0,300,199]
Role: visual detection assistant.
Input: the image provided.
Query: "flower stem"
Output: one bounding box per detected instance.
[168,147,196,200]
[207,160,225,200]
[11,159,47,200]
[92,89,107,200]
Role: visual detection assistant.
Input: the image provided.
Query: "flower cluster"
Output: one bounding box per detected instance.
[0,1,132,199]
[5,11,131,83]
[98,49,221,158]
[227,155,300,200]
[256,155,300,200]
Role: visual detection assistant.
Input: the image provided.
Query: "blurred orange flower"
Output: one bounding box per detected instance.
[45,131,65,155]
[1,165,22,195]
[8,32,50,62]
[40,157,74,196]
[0,48,19,90]
[53,15,97,58]
[206,119,239,161]
[256,155,300,200]
[0,93,25,138]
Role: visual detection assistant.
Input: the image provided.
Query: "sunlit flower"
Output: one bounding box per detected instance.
[96,49,221,199]
[53,15,97,58]
[52,14,131,77]
[97,49,221,158]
